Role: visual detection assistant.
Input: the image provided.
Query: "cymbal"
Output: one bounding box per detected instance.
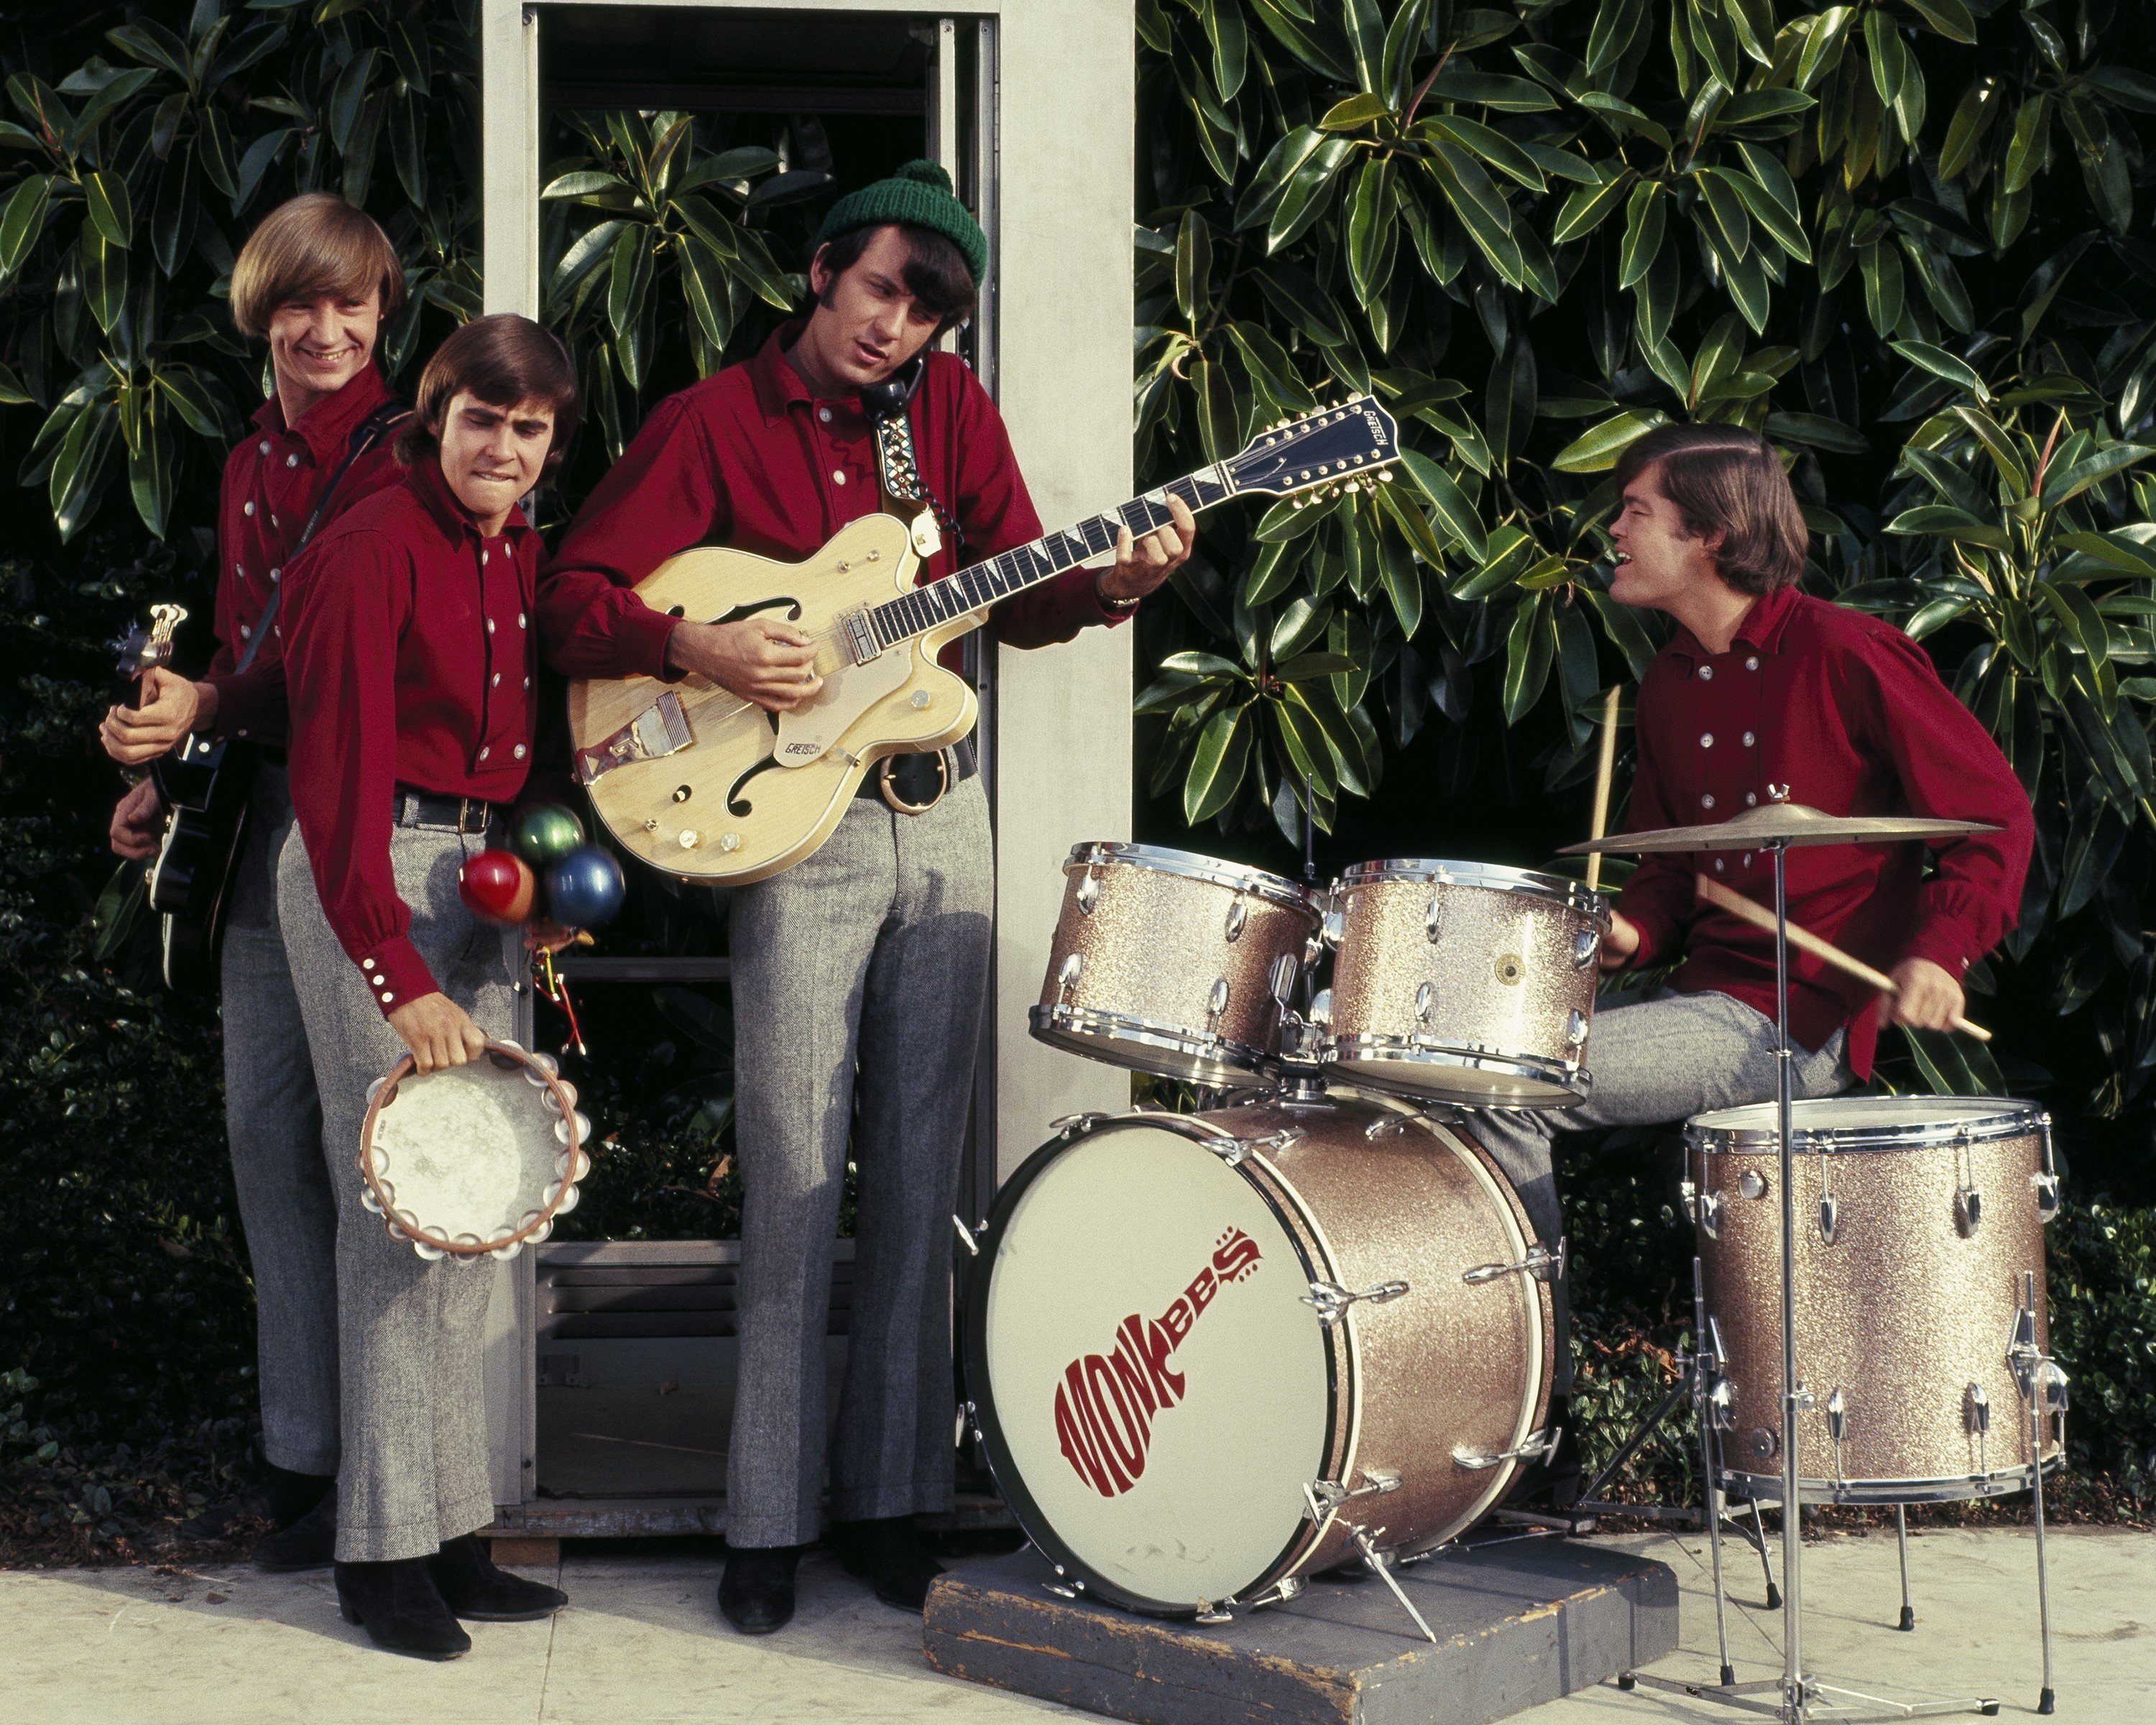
[1558,801,2001,856]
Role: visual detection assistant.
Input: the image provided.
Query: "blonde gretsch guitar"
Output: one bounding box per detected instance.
[568,398,1401,885]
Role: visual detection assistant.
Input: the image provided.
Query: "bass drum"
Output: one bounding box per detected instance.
[963,1092,1554,1618]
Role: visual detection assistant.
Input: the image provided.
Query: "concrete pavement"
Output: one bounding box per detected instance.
[1,1527,2146,1724]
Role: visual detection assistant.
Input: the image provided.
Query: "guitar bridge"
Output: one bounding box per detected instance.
[574,691,693,785]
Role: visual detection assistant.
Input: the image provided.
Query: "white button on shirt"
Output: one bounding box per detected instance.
[1743,731,1756,747]
[285,453,299,468]
[1700,733,1714,748]
[1745,656,1759,671]
[819,408,833,423]
[513,744,528,760]
[1701,794,1716,809]
[243,501,254,517]
[257,441,271,456]
[1697,665,1713,681]
[479,746,491,761]
[269,567,280,583]
[832,470,847,485]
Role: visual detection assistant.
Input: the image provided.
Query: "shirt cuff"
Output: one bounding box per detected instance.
[354,937,441,1021]
[1901,919,1978,980]
[627,602,685,681]
[204,670,275,744]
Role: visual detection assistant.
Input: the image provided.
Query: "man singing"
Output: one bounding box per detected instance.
[1475,423,2035,1504]
[101,193,409,1569]
[540,160,1195,1632]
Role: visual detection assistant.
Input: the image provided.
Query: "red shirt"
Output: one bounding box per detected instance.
[205,364,404,746]
[1615,586,2033,1079]
[536,322,1124,680]
[282,461,543,1014]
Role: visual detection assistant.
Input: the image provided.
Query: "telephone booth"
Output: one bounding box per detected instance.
[472,0,1135,1539]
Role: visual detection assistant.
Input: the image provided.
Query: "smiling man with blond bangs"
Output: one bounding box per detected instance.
[98,192,411,1573]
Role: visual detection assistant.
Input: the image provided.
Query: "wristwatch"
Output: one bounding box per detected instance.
[1095,571,1143,615]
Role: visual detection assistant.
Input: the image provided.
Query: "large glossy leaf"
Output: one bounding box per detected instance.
[1184,702,1256,824]
[1554,410,1664,472]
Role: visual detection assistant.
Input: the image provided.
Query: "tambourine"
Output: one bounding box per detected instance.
[356,1039,593,1263]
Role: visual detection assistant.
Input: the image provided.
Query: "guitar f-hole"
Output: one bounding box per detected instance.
[705,595,803,628]
[725,755,783,816]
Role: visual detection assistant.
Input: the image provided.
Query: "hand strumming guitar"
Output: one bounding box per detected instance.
[110,778,166,861]
[665,616,824,712]
[388,993,489,1074]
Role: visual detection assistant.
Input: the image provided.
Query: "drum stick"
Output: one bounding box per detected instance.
[1585,685,1621,893]
[1695,874,1991,1042]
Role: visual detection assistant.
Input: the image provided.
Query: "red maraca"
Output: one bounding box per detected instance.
[458,847,537,926]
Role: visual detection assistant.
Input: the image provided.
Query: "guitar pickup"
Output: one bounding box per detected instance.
[574,691,693,785]
[842,608,882,666]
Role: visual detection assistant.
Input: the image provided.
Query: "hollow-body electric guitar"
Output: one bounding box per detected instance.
[568,398,1401,885]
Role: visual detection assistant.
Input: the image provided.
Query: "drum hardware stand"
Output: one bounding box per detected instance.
[1572,1263,1781,1609]
[1613,822,2000,1722]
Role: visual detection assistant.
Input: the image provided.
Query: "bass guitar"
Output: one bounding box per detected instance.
[568,397,1400,885]
[131,400,407,993]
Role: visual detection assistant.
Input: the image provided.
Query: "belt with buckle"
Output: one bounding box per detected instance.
[855,738,977,814]
[395,788,499,834]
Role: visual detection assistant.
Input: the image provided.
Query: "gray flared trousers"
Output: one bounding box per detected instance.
[725,776,993,1547]
[220,764,341,1476]
[277,809,518,1563]
[1469,987,1853,1396]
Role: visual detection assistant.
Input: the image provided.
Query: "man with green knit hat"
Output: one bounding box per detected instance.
[542,159,1196,1635]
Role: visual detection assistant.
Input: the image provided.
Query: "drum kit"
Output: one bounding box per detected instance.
[959,791,2065,1724]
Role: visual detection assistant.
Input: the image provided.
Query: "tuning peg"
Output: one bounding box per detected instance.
[1378,469,1394,482]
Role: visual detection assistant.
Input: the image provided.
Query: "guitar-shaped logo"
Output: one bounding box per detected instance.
[567,398,1401,885]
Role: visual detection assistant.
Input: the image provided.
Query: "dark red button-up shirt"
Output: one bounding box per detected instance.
[206,364,404,745]
[282,461,543,1014]
[537,322,1123,679]
[1615,585,2034,1079]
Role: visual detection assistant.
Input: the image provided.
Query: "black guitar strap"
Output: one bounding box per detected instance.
[229,400,410,677]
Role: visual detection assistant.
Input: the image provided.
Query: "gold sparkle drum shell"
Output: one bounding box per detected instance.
[1322,860,1608,1106]
[962,1092,1554,1617]
[1691,1096,2065,1505]
[356,1041,592,1263]
[1030,842,1321,1087]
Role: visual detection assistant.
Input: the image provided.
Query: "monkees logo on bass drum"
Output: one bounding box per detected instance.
[1051,1226,1263,1498]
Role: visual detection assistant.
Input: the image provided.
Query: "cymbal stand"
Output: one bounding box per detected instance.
[1616,830,1998,1721]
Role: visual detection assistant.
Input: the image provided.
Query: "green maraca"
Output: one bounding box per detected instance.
[512,801,586,868]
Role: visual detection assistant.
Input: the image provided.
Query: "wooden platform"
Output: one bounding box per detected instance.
[923,1537,1679,1725]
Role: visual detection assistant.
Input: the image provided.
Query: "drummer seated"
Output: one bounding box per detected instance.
[1469,426,2034,1502]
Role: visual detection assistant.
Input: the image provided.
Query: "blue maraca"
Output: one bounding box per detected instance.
[545,845,627,930]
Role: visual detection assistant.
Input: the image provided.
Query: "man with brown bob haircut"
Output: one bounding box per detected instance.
[101,193,410,1572]
[1468,424,2035,1507]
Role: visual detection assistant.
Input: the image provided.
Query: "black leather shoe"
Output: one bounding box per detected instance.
[252,1492,336,1573]
[334,1558,472,1660]
[829,1516,944,1611]
[428,1534,568,1622]
[719,1545,802,1634]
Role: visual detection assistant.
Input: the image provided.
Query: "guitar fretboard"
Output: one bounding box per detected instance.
[866,464,1235,648]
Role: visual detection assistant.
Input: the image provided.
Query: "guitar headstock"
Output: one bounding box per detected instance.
[116,603,189,682]
[1224,397,1401,501]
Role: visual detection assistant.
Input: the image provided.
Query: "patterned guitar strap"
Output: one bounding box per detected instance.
[869,401,964,564]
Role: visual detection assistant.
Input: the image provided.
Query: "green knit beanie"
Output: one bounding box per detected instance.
[814,160,987,285]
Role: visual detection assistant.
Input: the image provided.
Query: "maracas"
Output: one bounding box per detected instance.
[457,848,537,926]
[512,801,585,868]
[545,844,627,930]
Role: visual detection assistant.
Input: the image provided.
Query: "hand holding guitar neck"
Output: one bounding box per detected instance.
[101,667,214,765]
